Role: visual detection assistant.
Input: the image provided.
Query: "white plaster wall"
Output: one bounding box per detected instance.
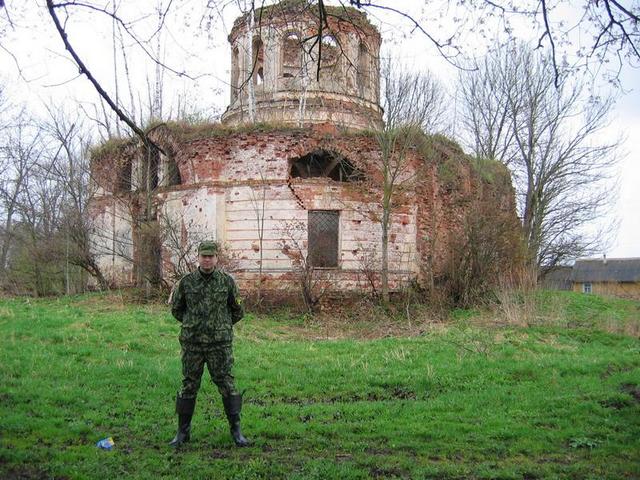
[223,183,418,279]
[179,186,221,243]
[226,184,304,271]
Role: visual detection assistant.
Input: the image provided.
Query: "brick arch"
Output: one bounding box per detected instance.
[288,148,364,183]
[281,30,302,78]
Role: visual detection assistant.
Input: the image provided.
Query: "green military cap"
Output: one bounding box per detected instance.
[198,240,219,256]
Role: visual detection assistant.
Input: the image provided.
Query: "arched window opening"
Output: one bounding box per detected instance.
[167,163,181,186]
[357,41,370,95]
[282,32,302,78]
[163,156,182,187]
[252,37,264,85]
[231,47,240,100]
[290,149,364,182]
[320,35,339,70]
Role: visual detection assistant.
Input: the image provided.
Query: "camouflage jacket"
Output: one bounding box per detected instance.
[171,268,244,344]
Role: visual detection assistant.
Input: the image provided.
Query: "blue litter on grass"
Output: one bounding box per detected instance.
[96,437,115,450]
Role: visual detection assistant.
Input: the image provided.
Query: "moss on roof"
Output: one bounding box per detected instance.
[472,157,512,185]
[160,120,306,144]
[90,137,138,163]
[91,121,310,159]
[90,121,513,198]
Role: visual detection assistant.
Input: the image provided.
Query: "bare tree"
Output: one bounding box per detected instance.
[0,104,112,294]
[347,1,640,86]
[0,113,81,295]
[279,219,330,313]
[381,57,449,133]
[247,172,269,303]
[1,1,637,129]
[41,107,110,290]
[457,51,518,168]
[370,62,448,304]
[458,43,619,271]
[0,82,10,133]
[0,115,40,280]
[372,126,420,305]
[158,208,210,283]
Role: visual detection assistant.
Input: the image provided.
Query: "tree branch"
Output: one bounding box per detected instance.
[539,0,560,88]
[46,0,166,156]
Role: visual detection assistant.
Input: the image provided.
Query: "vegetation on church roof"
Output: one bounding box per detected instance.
[160,120,307,144]
[416,133,512,187]
[89,136,138,164]
[90,120,310,161]
[341,127,511,187]
[89,120,511,192]
[472,157,512,185]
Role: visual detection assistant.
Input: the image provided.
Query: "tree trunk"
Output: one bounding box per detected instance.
[381,205,390,305]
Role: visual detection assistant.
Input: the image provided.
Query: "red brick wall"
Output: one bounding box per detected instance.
[90,126,519,294]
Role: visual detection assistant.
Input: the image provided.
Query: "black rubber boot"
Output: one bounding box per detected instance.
[169,395,195,447]
[222,394,249,447]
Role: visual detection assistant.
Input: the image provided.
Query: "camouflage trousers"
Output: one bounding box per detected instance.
[178,341,238,400]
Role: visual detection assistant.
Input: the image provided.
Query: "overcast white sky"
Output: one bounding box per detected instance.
[1,0,638,258]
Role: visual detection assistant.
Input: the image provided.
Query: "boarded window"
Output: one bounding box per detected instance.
[308,210,339,268]
[290,149,364,182]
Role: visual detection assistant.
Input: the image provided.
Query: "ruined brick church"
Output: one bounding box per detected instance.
[89,1,518,294]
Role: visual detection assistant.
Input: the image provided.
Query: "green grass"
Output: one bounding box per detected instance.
[0,292,639,479]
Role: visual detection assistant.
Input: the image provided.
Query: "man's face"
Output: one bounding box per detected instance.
[199,254,218,273]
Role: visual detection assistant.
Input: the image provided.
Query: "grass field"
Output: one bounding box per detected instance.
[0,291,639,479]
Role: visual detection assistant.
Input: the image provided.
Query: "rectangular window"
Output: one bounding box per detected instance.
[308,210,339,268]
[583,282,592,294]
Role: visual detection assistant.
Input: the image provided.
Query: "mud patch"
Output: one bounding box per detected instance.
[365,447,394,456]
[210,449,229,459]
[369,466,409,479]
[268,388,419,406]
[601,363,634,379]
[1,467,69,480]
[600,397,633,410]
[621,383,640,403]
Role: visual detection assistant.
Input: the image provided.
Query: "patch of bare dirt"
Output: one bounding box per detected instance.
[621,383,640,403]
[282,311,448,341]
[0,466,69,480]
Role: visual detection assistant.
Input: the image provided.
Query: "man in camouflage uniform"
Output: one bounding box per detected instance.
[169,240,249,447]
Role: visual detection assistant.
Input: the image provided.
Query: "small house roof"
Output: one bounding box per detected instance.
[571,258,640,283]
[542,266,573,290]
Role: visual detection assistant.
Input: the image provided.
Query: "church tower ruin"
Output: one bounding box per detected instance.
[221,2,383,130]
